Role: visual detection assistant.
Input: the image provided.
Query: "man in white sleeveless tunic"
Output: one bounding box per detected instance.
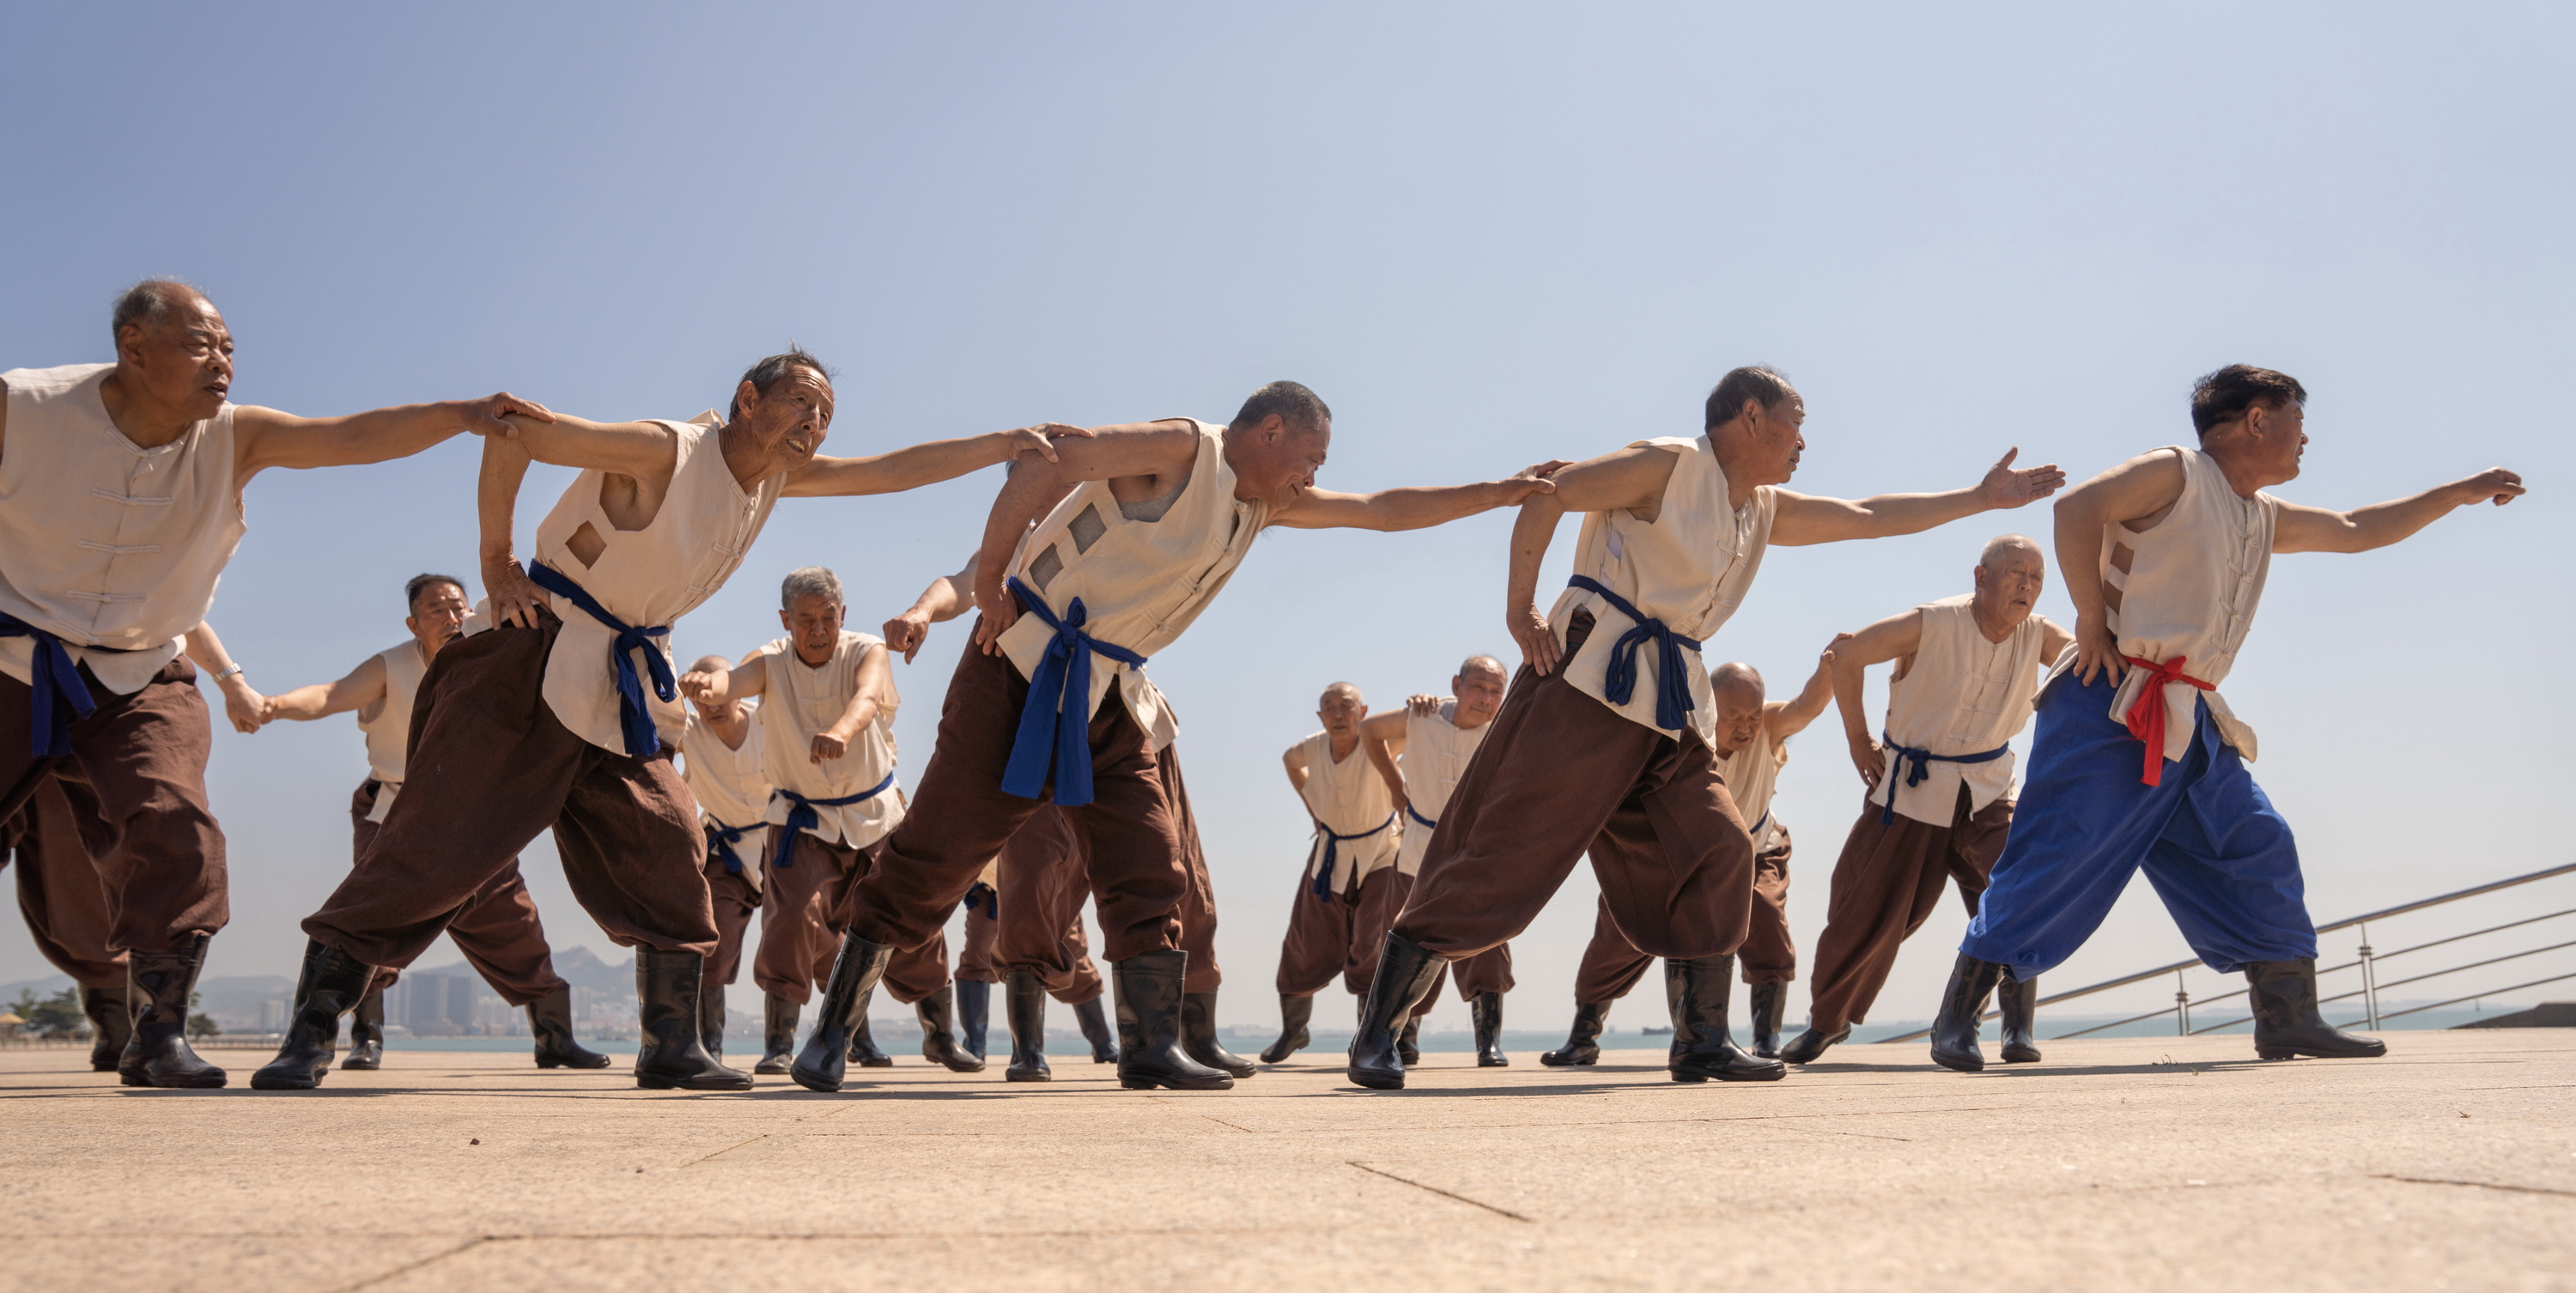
[1262,683,1405,1061]
[1359,365,2067,1090]
[1776,538,2069,1067]
[1540,653,1835,1067]
[258,349,1076,1091]
[256,573,611,1071]
[677,654,771,1065]
[1,280,547,1089]
[796,381,1563,1094]
[1937,366,2524,1071]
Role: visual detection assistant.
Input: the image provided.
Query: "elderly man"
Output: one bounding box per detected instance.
[683,566,983,1075]
[1358,365,2065,1090]
[1261,683,1406,1061]
[1933,366,2524,1071]
[1540,651,1834,1067]
[792,381,1564,1094]
[676,654,772,1065]
[2,280,544,1088]
[255,573,610,1071]
[256,349,1072,1091]
[1776,539,2070,1066]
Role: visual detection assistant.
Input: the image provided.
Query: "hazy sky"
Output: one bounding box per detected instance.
[4,3,2568,1033]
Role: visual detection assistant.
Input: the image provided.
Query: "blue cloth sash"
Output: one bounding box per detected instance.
[1878,729,2010,824]
[526,562,673,758]
[1566,576,1703,732]
[769,773,897,870]
[1406,804,1438,831]
[999,575,1148,807]
[1309,812,1396,903]
[703,820,755,874]
[0,610,97,758]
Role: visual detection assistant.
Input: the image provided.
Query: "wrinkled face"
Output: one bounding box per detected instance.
[404,581,471,660]
[735,368,835,473]
[118,295,233,422]
[1710,683,1766,758]
[1728,394,1806,488]
[2247,399,2307,485]
[1452,664,1508,728]
[1316,688,1365,737]
[1236,416,1332,509]
[1971,546,2045,628]
[781,593,845,667]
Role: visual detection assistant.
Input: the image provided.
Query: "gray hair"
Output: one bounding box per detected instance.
[1978,534,2044,570]
[781,566,845,610]
[112,279,204,343]
[1319,681,1364,707]
[1457,654,1507,680]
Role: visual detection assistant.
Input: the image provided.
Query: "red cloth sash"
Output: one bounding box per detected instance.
[2122,654,2216,786]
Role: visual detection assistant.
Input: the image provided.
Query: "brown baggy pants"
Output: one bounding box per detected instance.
[1394,613,1756,965]
[1805,787,2015,1033]
[702,851,759,993]
[755,831,866,1004]
[304,614,716,968]
[993,805,1109,1005]
[0,659,226,954]
[842,626,1186,964]
[348,780,566,1006]
[1,776,125,991]
[1569,829,1795,1003]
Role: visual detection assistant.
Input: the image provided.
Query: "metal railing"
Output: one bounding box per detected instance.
[1875,861,2576,1044]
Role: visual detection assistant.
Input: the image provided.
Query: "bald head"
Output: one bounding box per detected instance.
[690,654,730,675]
[1319,681,1363,709]
[1710,662,1768,759]
[1451,655,1510,729]
[1710,661,1765,706]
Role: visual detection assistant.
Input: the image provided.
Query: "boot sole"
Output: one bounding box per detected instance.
[1479,1057,1510,1067]
[150,1071,231,1089]
[1119,1074,1236,1090]
[339,1060,381,1071]
[2257,1046,2387,1060]
[1538,1053,1598,1066]
[636,1076,756,1091]
[249,1069,325,1091]
[1929,1049,1985,1073]
[753,1061,791,1075]
[2000,1047,2044,1064]
[1670,1067,1788,1083]
[1346,1071,1405,1090]
[536,1057,614,1070]
[789,1065,845,1093]
[1005,1068,1052,1083]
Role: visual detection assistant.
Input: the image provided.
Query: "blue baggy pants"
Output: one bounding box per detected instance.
[1959,671,2316,979]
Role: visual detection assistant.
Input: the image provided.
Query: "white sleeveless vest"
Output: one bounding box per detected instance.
[1719,731,1789,853]
[682,702,772,892]
[1546,435,1775,748]
[351,639,431,822]
[2046,446,2273,764]
[1393,701,1491,877]
[532,413,782,754]
[0,364,246,695]
[1294,729,1400,894]
[756,630,905,851]
[1872,594,2049,826]
[999,422,1270,736]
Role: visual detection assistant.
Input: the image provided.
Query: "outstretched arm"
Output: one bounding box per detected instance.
[784,424,1087,497]
[181,622,270,734]
[1832,610,1923,790]
[1771,449,2065,547]
[884,553,978,663]
[1765,635,1848,742]
[678,652,769,707]
[968,422,1205,649]
[233,393,552,481]
[1267,460,1565,533]
[1358,709,1412,814]
[2273,469,2524,554]
[810,647,895,764]
[260,653,390,727]
[1502,446,1680,675]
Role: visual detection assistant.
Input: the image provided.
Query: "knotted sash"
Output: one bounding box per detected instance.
[1000,576,1147,807]
[527,562,673,758]
[1567,576,1703,733]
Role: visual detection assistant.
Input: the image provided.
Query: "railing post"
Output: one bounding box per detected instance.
[2357,920,2379,1029]
[2174,968,2191,1035]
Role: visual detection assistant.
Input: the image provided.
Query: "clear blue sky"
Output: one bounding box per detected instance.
[4,3,2567,1031]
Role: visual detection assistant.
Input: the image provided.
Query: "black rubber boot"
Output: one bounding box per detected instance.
[1346,933,1444,1090]
[1779,1023,1850,1065]
[633,950,751,1090]
[1398,1016,1423,1065]
[915,985,987,1073]
[1112,950,1231,1090]
[2248,958,2387,1060]
[1929,952,2007,1073]
[1747,982,1787,1059]
[1184,991,1255,1078]
[1997,974,2043,1064]
[793,932,892,1092]
[1261,993,1313,1064]
[757,993,797,1075]
[956,979,992,1061]
[531,983,611,1070]
[849,992,893,1068]
[1472,992,1509,1067]
[249,939,372,1090]
[1666,956,1784,1082]
[1004,969,1051,1083]
[1540,1002,1609,1066]
[342,986,386,1070]
[82,985,132,1073]
[120,935,229,1089]
[698,974,726,1058]
[1073,996,1117,1063]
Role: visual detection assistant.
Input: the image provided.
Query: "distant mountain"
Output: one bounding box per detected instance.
[0,974,77,1000]
[546,945,636,993]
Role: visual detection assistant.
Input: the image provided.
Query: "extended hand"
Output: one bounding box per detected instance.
[1849,732,1885,790]
[677,669,723,704]
[2072,616,2124,687]
[1005,422,1092,464]
[483,553,547,629]
[811,730,848,764]
[2458,467,2525,507]
[460,392,555,438]
[970,573,1020,654]
[1980,447,2067,510]
[883,612,930,663]
[218,679,266,734]
[1507,602,1560,676]
[1504,460,1571,501]
[1406,693,1442,716]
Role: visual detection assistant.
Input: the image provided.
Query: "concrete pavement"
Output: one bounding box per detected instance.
[1,1029,2568,1291]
